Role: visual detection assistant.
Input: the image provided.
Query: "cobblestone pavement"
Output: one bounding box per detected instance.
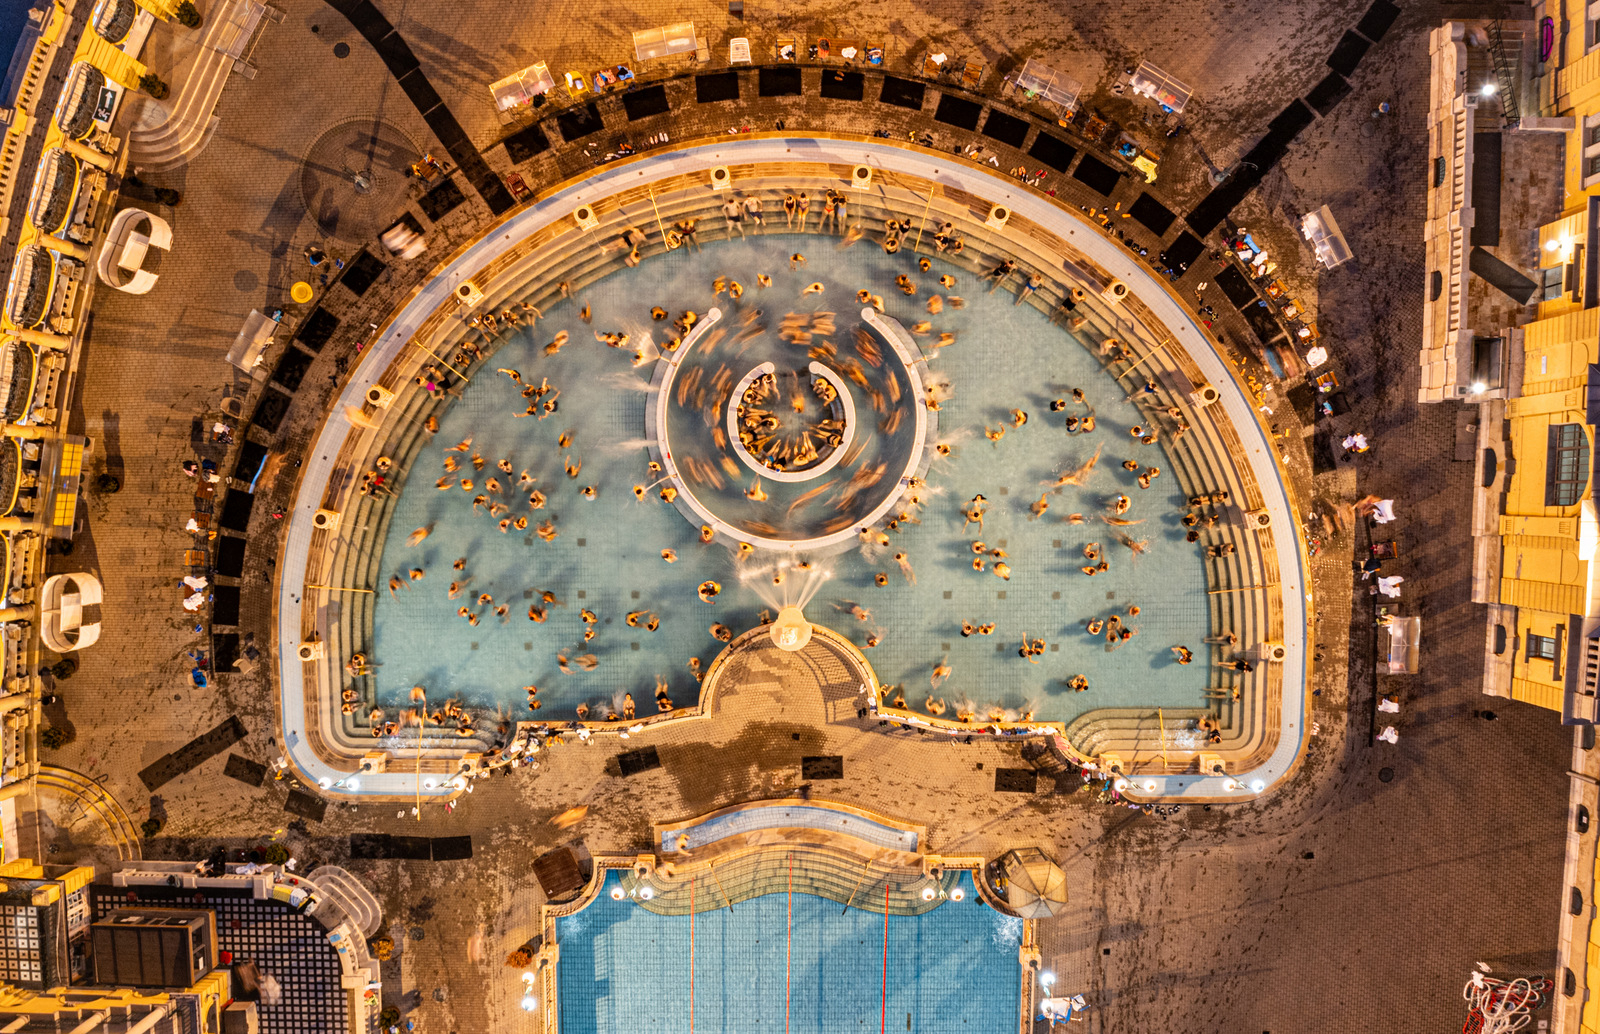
[34,0,1573,1031]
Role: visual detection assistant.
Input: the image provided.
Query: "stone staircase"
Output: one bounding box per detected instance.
[125,0,278,171]
[619,844,953,916]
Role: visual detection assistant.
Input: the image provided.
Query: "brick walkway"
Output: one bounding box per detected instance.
[34,0,1570,1031]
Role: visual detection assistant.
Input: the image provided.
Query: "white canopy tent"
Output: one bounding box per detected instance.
[1301,204,1355,269]
[489,61,555,115]
[1014,59,1082,113]
[1129,60,1192,114]
[633,22,698,62]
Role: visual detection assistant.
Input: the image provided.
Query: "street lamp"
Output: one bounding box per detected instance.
[1040,971,1056,991]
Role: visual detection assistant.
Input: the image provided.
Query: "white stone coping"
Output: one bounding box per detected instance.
[278,137,1307,800]
[725,361,856,483]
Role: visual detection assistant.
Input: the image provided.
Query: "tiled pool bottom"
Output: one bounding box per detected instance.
[369,233,1211,724]
[556,871,1020,1034]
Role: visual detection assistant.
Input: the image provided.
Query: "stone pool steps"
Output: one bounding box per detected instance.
[621,845,952,917]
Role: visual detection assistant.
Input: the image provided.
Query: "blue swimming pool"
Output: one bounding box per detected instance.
[556,870,1020,1034]
[368,233,1209,725]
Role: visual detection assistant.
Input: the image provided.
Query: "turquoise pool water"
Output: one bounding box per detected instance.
[368,233,1209,724]
[556,870,1020,1034]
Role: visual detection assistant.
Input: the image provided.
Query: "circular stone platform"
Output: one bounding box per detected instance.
[649,306,934,554]
[299,116,420,244]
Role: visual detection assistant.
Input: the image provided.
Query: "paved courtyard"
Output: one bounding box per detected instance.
[18,0,1572,1030]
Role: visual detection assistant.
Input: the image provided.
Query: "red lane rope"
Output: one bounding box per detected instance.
[690,877,696,1034]
[786,853,793,1034]
[881,884,889,1034]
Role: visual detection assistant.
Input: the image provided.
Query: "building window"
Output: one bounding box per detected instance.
[1547,424,1591,505]
[1434,155,1446,188]
[1529,632,1560,661]
[1544,265,1567,301]
[1585,111,1600,185]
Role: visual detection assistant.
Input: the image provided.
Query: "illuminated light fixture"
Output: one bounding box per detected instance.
[1480,82,1497,96]
[318,777,332,789]
[1113,778,1128,792]
[345,777,360,792]
[1546,238,1562,252]
[1040,971,1056,989]
[610,887,625,900]
[639,887,654,900]
[1223,779,1238,791]
[1470,381,1487,395]
[1249,779,1266,793]
[1143,779,1158,792]
[950,887,965,901]
[921,886,936,901]
[423,778,436,789]
[521,995,538,1012]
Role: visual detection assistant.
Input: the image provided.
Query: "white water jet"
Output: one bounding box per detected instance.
[603,436,657,456]
[600,371,658,394]
[736,555,834,613]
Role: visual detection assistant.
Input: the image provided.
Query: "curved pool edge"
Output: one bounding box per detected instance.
[277,134,1309,802]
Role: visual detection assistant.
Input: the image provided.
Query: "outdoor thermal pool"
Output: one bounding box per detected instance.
[367,232,1211,727]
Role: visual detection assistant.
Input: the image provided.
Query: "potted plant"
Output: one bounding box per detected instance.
[40,727,70,749]
[138,73,169,100]
[175,0,202,28]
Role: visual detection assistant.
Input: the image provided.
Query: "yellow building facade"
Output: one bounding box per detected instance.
[1476,6,1600,1029]
[1496,298,1599,715]
[1483,28,1600,718]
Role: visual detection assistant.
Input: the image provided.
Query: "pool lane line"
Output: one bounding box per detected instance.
[881,883,890,1034]
[689,876,695,1034]
[787,851,793,1034]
